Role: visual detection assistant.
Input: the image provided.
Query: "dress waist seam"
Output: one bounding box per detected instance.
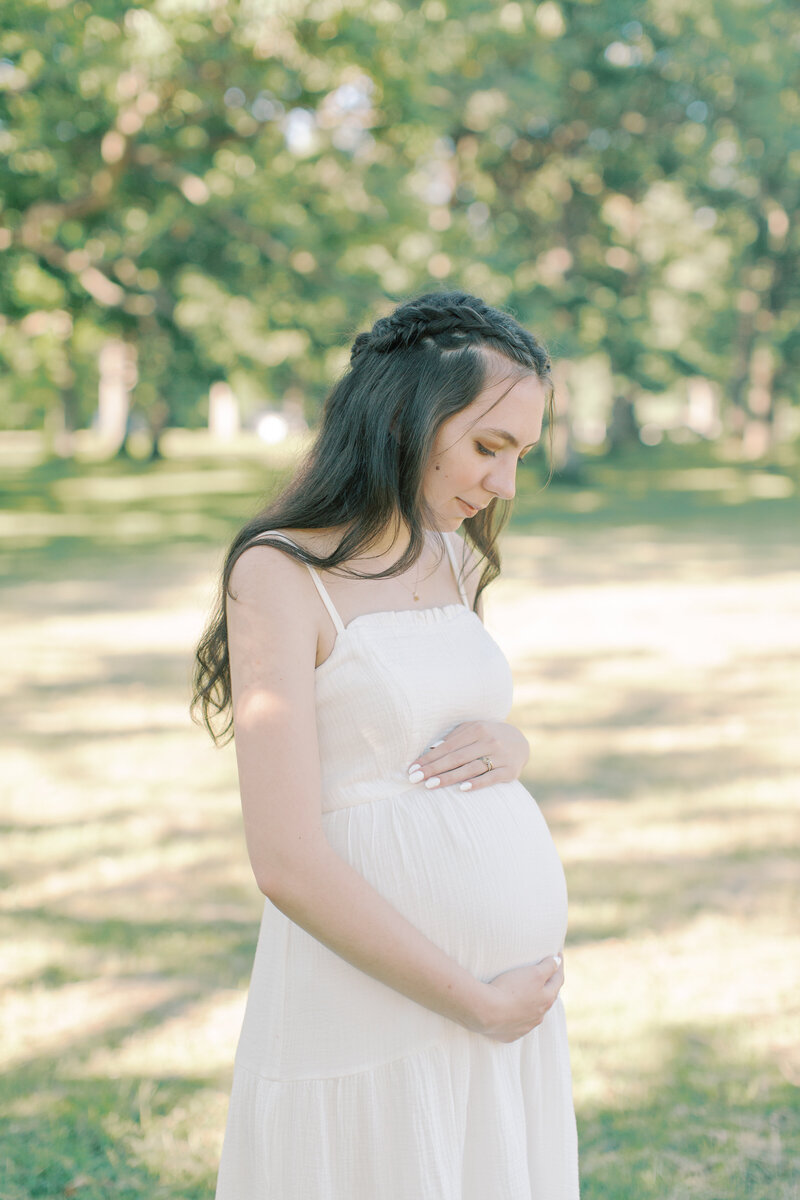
[320,776,526,816]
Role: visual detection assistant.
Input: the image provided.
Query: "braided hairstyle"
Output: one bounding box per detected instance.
[193,291,553,743]
[349,292,549,376]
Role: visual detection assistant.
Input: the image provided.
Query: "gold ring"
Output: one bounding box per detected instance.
[479,756,493,774]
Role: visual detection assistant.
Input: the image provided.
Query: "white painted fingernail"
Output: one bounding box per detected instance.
[553,954,562,967]
[424,777,440,789]
[430,739,445,747]
[459,781,472,791]
[408,770,424,783]
[408,763,421,772]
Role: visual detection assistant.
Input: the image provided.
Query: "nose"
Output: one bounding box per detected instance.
[485,456,517,501]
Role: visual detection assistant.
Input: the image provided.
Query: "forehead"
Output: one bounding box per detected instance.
[460,370,547,440]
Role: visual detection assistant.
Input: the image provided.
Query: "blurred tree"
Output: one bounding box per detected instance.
[676,0,800,455]
[0,0,796,457]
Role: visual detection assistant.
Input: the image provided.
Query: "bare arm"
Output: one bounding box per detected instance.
[228,546,561,1042]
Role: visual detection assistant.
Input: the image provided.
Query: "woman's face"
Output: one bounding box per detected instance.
[421,368,547,530]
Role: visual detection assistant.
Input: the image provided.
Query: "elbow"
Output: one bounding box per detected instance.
[254,868,282,901]
[252,839,327,904]
[254,861,294,903]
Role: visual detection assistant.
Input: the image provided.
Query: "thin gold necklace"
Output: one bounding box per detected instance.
[398,535,437,602]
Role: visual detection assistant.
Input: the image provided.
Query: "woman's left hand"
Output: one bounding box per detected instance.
[407,721,530,792]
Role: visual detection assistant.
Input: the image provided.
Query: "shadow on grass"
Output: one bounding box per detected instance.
[512,439,800,538]
[533,752,793,803]
[10,907,259,988]
[515,643,799,803]
[577,1019,800,1200]
[3,1069,218,1200]
[2,440,798,582]
[0,452,286,582]
[1,440,798,1198]
[562,849,798,946]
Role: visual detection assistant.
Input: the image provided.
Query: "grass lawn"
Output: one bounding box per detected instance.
[1,433,798,1198]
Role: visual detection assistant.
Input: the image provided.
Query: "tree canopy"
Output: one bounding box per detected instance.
[1,0,797,443]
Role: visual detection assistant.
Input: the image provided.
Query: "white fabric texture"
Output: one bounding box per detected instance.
[215,532,580,1199]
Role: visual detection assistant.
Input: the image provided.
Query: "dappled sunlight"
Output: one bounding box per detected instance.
[0,920,100,989]
[556,489,606,513]
[487,533,799,821]
[11,601,210,665]
[0,506,240,548]
[481,525,800,1158]
[24,693,190,736]
[158,427,308,467]
[0,977,183,1072]
[567,911,800,1112]
[0,510,100,543]
[0,449,279,556]
[100,1081,230,1194]
[0,835,249,918]
[80,989,246,1080]
[662,467,750,491]
[3,0,796,1180]
[52,467,261,505]
[553,796,796,861]
[1,462,798,1198]
[658,467,795,501]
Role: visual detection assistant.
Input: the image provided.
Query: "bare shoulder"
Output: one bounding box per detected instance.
[229,535,304,598]
[229,525,338,585]
[227,535,320,647]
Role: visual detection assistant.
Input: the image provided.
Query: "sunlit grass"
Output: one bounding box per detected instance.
[1,441,798,1198]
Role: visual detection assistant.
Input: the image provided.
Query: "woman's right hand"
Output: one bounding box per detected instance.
[475,955,565,1043]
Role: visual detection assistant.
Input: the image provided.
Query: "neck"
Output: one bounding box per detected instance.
[349,515,430,568]
[361,514,408,560]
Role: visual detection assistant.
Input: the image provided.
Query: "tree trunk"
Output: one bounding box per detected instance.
[548,360,583,483]
[727,300,756,437]
[208,381,240,438]
[606,391,640,454]
[44,387,79,458]
[98,339,137,457]
[742,341,775,460]
[146,400,169,460]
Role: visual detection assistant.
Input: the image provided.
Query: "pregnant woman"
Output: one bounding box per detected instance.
[193,291,580,1198]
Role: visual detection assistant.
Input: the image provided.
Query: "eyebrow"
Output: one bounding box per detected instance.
[481,427,538,451]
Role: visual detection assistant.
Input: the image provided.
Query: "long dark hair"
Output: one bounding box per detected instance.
[192,290,553,744]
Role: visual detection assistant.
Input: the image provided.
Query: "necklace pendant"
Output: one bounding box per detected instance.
[413,591,419,601]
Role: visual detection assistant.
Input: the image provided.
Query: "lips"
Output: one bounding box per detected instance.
[457,498,479,517]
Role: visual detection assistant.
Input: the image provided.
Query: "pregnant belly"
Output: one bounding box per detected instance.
[324,780,569,980]
[236,781,568,1080]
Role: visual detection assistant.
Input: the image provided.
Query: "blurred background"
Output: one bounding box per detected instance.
[1,1,798,1197]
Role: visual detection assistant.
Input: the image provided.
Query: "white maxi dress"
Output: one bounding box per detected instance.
[215,531,580,1199]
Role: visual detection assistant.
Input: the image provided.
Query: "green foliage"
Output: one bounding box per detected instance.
[0,0,797,435]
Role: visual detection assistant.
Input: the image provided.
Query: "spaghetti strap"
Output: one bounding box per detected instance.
[442,533,471,608]
[253,531,346,635]
[302,564,346,635]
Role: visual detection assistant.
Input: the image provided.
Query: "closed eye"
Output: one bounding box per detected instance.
[478,441,534,466]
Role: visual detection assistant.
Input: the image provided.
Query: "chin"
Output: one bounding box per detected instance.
[427,507,460,531]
